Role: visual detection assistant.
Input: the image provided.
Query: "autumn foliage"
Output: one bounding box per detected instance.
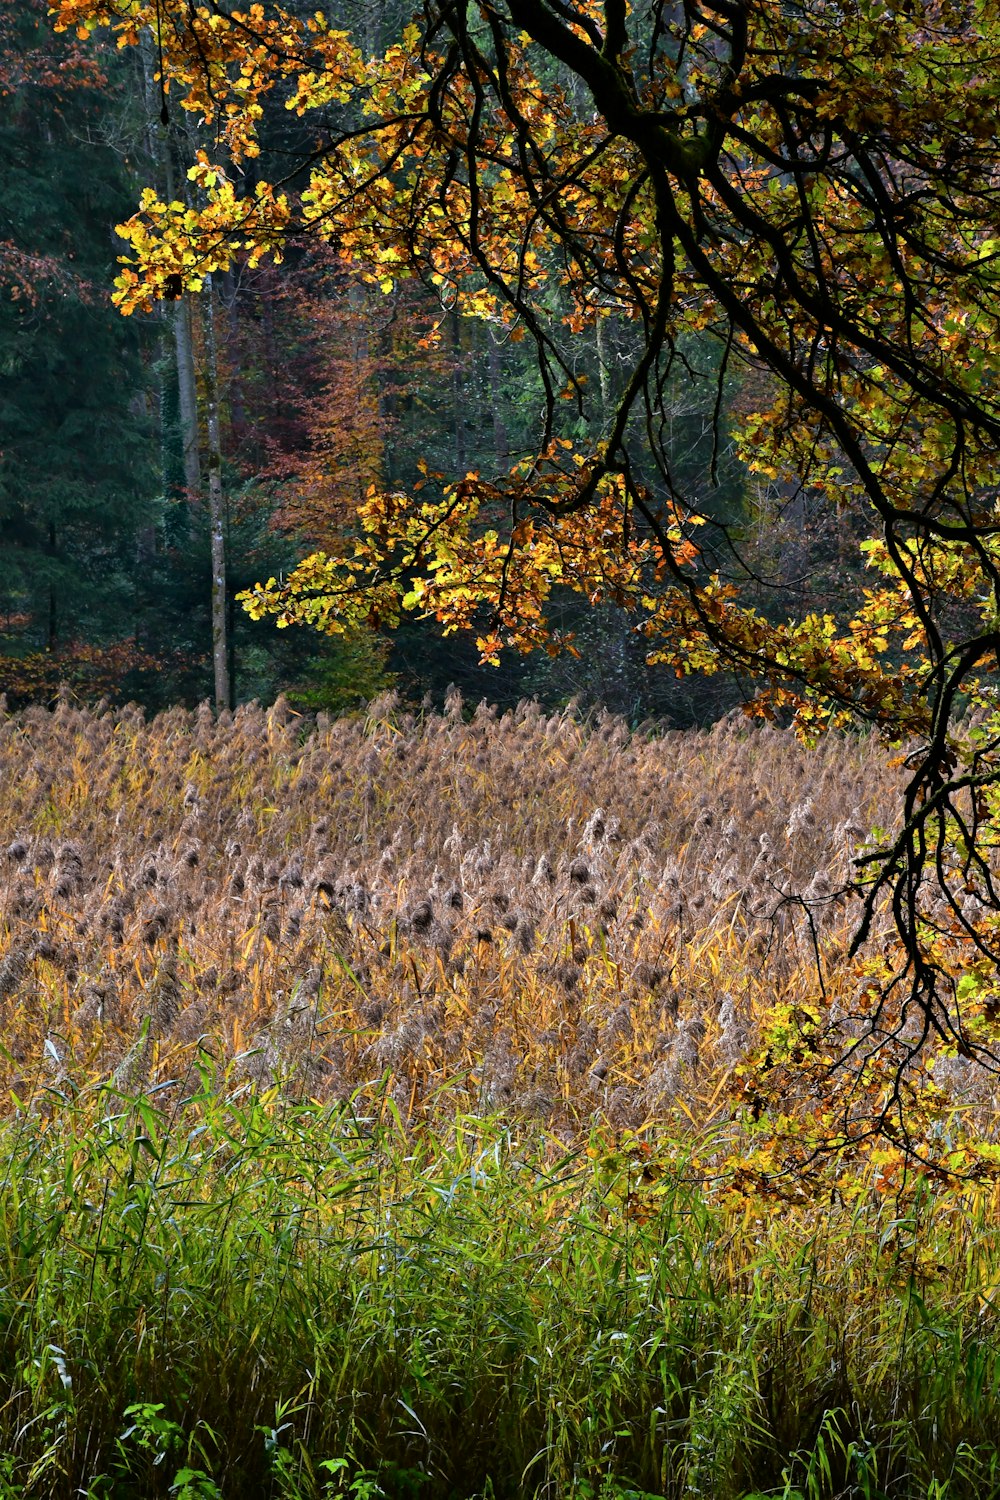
[40,0,1000,1079]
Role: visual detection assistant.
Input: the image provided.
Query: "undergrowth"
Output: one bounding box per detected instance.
[0,1071,997,1499]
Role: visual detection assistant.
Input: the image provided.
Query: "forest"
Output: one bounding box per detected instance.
[4,0,1000,1495]
[0,0,848,725]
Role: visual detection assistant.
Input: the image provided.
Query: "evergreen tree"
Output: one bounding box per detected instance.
[0,0,157,665]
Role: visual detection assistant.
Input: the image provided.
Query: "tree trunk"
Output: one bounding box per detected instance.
[143,48,200,502]
[450,310,466,474]
[221,269,248,444]
[595,313,611,420]
[174,297,201,497]
[203,276,231,712]
[488,329,509,471]
[46,522,58,651]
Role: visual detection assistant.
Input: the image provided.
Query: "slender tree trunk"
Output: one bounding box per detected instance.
[47,522,58,651]
[221,269,248,444]
[260,280,280,439]
[488,329,509,471]
[450,310,466,474]
[174,297,201,497]
[139,33,228,705]
[143,49,200,502]
[203,276,231,711]
[595,313,611,419]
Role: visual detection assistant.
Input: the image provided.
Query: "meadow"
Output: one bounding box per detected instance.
[0,693,998,1499]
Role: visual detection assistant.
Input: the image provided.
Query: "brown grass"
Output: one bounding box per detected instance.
[0,691,902,1135]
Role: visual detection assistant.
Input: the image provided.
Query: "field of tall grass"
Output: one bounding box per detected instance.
[0,692,998,1498]
[0,691,899,1120]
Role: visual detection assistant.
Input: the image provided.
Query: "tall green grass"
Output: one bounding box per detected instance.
[0,1064,998,1499]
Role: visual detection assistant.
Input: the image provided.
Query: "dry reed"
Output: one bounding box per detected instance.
[0,691,907,1135]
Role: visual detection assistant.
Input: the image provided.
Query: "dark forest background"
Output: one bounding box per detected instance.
[0,0,866,723]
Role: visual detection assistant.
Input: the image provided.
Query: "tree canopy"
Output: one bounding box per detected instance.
[47,0,1000,1090]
